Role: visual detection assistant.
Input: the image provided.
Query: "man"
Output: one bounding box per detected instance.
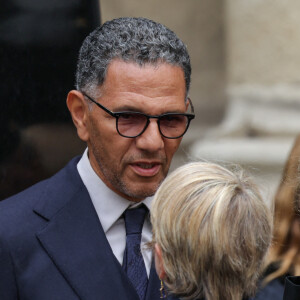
[0,17,194,299]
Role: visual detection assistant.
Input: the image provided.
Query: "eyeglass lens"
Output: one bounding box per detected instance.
[117,113,189,138]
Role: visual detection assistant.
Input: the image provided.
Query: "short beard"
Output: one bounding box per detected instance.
[88,116,169,201]
[96,153,164,201]
[118,177,162,201]
[91,146,166,202]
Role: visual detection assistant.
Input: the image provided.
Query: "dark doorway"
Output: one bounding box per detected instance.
[0,0,101,199]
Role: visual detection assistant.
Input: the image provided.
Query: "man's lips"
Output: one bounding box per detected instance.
[129,161,161,177]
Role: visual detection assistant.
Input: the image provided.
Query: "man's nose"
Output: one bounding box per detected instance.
[135,119,164,152]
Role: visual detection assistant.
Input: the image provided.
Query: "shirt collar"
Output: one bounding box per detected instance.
[77,148,153,233]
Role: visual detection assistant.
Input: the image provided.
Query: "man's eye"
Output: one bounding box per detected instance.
[118,113,146,123]
[161,115,185,123]
[119,113,134,120]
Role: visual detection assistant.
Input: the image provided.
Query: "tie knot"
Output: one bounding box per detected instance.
[124,205,148,236]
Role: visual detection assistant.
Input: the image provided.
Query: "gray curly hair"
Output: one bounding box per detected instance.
[76,17,191,98]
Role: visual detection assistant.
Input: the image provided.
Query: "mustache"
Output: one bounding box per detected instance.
[125,153,167,164]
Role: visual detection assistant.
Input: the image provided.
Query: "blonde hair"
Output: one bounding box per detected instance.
[264,135,300,284]
[151,162,272,300]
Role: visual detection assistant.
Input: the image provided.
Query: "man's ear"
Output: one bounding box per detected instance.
[154,243,166,280]
[66,90,90,142]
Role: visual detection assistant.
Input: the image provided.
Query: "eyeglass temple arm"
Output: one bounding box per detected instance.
[187,97,195,114]
[81,92,115,117]
[83,91,194,117]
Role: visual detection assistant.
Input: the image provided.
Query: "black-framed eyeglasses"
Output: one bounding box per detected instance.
[82,92,195,139]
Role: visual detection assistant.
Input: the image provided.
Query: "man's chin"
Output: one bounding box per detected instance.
[122,184,159,202]
[125,190,156,202]
[115,172,167,201]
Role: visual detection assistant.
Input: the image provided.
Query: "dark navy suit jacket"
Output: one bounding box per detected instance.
[0,156,177,300]
[283,276,300,300]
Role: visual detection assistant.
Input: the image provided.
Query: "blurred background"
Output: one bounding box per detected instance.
[1,0,299,203]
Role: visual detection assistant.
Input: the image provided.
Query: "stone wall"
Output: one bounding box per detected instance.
[192,0,300,202]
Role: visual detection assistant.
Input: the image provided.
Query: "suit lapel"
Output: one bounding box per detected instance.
[34,158,139,300]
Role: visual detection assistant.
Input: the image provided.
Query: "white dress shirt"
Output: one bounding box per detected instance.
[77,149,153,276]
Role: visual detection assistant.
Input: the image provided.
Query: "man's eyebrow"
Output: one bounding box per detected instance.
[113,105,142,112]
[113,105,186,114]
[112,101,188,113]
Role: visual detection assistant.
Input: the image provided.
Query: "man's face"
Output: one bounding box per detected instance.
[85,60,187,202]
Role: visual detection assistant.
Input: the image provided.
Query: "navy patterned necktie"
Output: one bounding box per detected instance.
[122,205,149,300]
